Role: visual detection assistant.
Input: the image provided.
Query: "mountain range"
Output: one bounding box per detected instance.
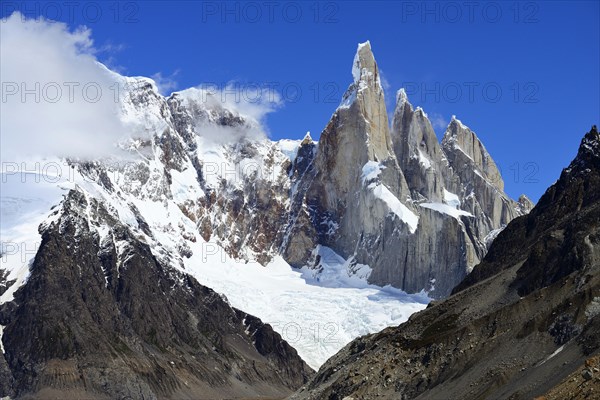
[1,41,595,400]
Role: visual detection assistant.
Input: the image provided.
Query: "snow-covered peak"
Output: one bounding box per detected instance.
[352,41,373,83]
[98,62,163,104]
[578,125,600,159]
[351,40,381,90]
[302,131,313,142]
[172,87,220,108]
[396,88,410,105]
[448,115,469,131]
[96,61,159,90]
[277,138,303,163]
[171,87,245,119]
[415,106,428,118]
[565,125,600,175]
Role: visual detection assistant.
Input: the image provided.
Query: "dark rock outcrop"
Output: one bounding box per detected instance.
[0,190,312,399]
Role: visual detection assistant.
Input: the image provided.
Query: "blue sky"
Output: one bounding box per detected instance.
[2,1,599,202]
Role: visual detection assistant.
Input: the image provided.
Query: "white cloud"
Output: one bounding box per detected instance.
[96,42,128,73]
[176,83,283,143]
[429,112,449,132]
[0,12,130,160]
[378,69,397,123]
[217,83,282,126]
[151,70,180,95]
[379,69,391,93]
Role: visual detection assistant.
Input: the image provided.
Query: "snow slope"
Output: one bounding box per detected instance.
[420,202,474,220]
[361,161,419,233]
[0,161,74,304]
[186,251,429,370]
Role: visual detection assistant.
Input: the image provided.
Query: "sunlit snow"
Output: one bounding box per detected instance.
[361,161,419,233]
[443,188,461,208]
[420,202,474,220]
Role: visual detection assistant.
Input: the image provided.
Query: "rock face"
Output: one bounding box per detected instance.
[442,116,526,229]
[288,42,415,277]
[284,42,530,297]
[0,189,312,399]
[391,88,447,203]
[289,126,600,400]
[540,355,600,399]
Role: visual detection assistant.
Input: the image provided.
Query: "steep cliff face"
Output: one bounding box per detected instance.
[391,88,448,203]
[442,117,528,230]
[284,42,530,297]
[0,189,312,399]
[293,42,416,272]
[289,126,600,400]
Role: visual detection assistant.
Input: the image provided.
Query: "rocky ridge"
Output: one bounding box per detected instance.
[284,41,531,297]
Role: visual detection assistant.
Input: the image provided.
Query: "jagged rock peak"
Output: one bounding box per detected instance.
[576,125,599,162]
[396,88,410,106]
[301,131,313,145]
[562,125,599,180]
[587,124,598,140]
[414,106,427,116]
[518,194,535,213]
[334,40,394,162]
[443,115,504,190]
[351,41,382,90]
[444,116,492,147]
[392,89,415,131]
[445,115,470,134]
